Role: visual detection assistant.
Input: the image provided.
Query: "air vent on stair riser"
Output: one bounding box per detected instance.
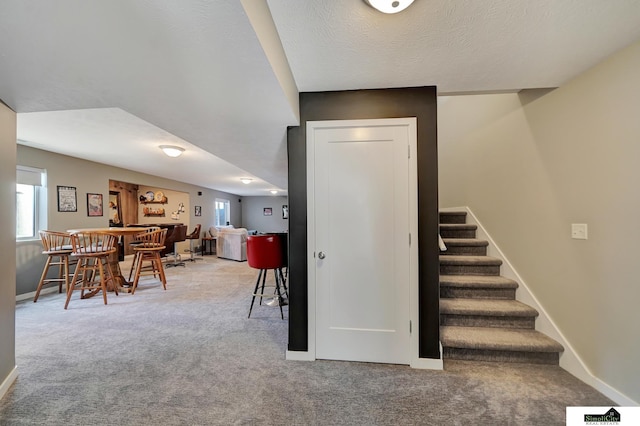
[439,211,564,365]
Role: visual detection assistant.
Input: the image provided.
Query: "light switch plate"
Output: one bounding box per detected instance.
[571,223,588,240]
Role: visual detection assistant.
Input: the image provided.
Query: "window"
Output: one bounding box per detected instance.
[16,166,46,240]
[214,198,230,227]
[16,183,36,238]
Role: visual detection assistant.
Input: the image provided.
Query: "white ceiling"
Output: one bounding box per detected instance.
[2,0,640,196]
[268,0,640,93]
[17,108,280,196]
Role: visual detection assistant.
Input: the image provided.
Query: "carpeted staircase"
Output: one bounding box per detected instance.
[439,211,564,364]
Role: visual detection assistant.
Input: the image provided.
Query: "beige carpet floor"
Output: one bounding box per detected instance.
[0,255,613,425]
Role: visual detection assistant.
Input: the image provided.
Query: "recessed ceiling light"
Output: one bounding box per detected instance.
[364,0,415,14]
[159,145,185,157]
[240,178,253,184]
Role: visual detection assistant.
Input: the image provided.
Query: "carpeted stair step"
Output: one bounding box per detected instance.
[440,223,477,239]
[441,238,488,255]
[440,299,537,329]
[440,275,518,299]
[440,255,502,276]
[438,211,564,366]
[441,326,564,365]
[439,211,467,224]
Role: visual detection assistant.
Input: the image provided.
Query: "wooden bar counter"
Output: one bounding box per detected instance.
[67,227,148,292]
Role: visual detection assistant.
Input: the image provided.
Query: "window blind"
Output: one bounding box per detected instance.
[16,165,45,186]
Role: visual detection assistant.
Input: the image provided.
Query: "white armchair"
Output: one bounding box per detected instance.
[216,228,248,261]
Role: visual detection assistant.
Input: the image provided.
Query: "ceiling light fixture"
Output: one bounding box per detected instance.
[240,178,253,184]
[270,190,278,195]
[364,0,415,14]
[159,145,185,158]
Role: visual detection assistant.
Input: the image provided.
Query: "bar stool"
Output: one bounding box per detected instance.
[130,228,167,294]
[247,235,287,319]
[127,226,160,282]
[185,224,202,262]
[65,232,119,309]
[165,225,188,268]
[34,230,75,302]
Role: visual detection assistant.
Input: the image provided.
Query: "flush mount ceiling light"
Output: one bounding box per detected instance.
[240,178,253,184]
[364,0,415,14]
[270,190,278,195]
[159,145,185,158]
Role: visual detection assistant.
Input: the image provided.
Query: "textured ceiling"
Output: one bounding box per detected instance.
[1,1,296,195]
[267,0,640,93]
[2,0,640,195]
[17,108,281,196]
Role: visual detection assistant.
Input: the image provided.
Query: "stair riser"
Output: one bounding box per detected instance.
[440,287,516,300]
[443,348,559,365]
[440,314,535,329]
[440,265,501,276]
[440,229,476,239]
[439,213,467,224]
[441,246,487,256]
[439,213,562,366]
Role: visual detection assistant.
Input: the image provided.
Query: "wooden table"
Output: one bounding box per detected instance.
[201,236,216,255]
[67,227,148,292]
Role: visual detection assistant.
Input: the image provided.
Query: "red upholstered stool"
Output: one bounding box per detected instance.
[247,235,288,319]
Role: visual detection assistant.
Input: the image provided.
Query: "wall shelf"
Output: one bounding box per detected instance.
[142,207,165,216]
[140,197,168,205]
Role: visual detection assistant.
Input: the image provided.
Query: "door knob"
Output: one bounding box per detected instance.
[318,251,326,259]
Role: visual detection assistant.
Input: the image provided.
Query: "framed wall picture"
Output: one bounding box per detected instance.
[87,193,103,217]
[195,205,202,217]
[282,204,288,219]
[263,207,272,216]
[57,186,77,212]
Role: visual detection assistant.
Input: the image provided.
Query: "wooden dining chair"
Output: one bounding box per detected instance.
[65,231,119,309]
[130,228,167,294]
[34,230,75,302]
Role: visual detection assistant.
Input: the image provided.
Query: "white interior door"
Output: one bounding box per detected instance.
[309,118,416,365]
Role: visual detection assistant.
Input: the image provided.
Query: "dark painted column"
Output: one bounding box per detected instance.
[287,87,440,359]
[287,125,308,351]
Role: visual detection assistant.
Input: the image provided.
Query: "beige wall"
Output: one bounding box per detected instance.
[16,145,242,295]
[241,195,288,233]
[0,101,17,395]
[137,185,191,255]
[137,185,190,227]
[438,40,640,402]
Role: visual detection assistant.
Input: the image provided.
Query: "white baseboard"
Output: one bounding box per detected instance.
[587,375,638,406]
[286,349,444,371]
[411,343,444,370]
[18,255,138,303]
[0,366,17,401]
[441,206,638,406]
[411,358,443,370]
[16,286,58,302]
[285,350,315,361]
